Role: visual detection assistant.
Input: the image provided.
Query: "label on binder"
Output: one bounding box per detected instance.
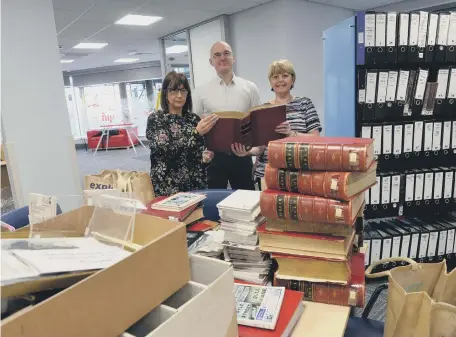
[386,71,398,101]
[377,72,388,103]
[409,13,420,45]
[448,12,456,46]
[358,89,366,103]
[365,188,370,205]
[404,124,414,153]
[452,121,456,149]
[447,229,455,254]
[376,13,387,47]
[444,171,454,198]
[428,231,438,257]
[387,13,397,46]
[410,233,419,259]
[438,230,447,256]
[382,176,391,204]
[432,122,442,151]
[391,175,401,203]
[361,126,371,138]
[434,172,443,199]
[415,69,429,100]
[415,173,424,201]
[442,121,451,150]
[373,126,382,155]
[424,122,433,151]
[383,125,393,154]
[400,235,411,258]
[393,125,403,155]
[397,70,410,101]
[424,172,434,200]
[427,13,439,45]
[405,174,415,202]
[413,121,424,152]
[437,14,450,45]
[418,233,430,258]
[418,12,429,48]
[365,14,376,47]
[371,176,381,204]
[399,13,409,46]
[436,69,450,99]
[364,240,370,266]
[371,239,381,263]
[366,72,378,103]
[448,68,456,99]
[382,238,392,259]
[392,236,401,258]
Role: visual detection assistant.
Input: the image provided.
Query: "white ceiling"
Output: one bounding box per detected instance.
[55,0,271,72]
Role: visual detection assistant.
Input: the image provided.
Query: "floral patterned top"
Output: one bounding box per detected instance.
[146,111,207,197]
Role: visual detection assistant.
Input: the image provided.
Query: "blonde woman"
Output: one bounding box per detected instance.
[231,59,322,188]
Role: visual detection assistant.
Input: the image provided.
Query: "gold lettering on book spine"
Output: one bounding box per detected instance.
[276,195,285,218]
[285,143,295,169]
[298,144,310,170]
[288,196,299,220]
[303,281,313,301]
[278,169,287,190]
[289,171,299,192]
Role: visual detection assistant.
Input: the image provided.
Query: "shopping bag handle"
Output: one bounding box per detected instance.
[365,257,419,279]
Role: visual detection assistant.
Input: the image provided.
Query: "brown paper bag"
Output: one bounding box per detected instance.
[366,257,456,337]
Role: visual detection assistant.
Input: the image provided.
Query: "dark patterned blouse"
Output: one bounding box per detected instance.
[146,111,207,196]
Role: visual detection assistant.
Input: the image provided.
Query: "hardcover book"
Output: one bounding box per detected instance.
[274,252,365,308]
[264,162,377,201]
[149,192,206,211]
[205,104,287,152]
[143,196,202,223]
[260,189,365,226]
[267,136,374,172]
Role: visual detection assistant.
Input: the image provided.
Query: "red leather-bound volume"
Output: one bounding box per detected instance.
[264,162,377,201]
[260,189,364,226]
[274,252,365,308]
[267,136,374,172]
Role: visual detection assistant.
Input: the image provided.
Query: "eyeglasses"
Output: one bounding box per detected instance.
[168,88,188,95]
[212,51,233,59]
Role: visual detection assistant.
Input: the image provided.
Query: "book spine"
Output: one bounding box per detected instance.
[275,278,365,308]
[267,142,369,171]
[264,166,350,200]
[260,192,353,225]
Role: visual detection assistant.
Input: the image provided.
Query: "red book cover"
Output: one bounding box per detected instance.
[267,136,374,172]
[260,189,363,226]
[256,222,346,242]
[142,196,200,221]
[264,162,377,201]
[238,287,303,337]
[274,252,365,308]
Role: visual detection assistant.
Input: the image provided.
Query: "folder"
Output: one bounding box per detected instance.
[375,13,387,64]
[395,70,410,116]
[386,12,398,63]
[429,221,448,261]
[372,125,382,158]
[363,231,371,267]
[395,219,421,260]
[446,12,456,63]
[381,174,391,206]
[423,169,434,204]
[417,11,429,61]
[403,70,417,117]
[364,70,378,120]
[375,71,389,119]
[358,69,367,116]
[421,82,438,116]
[448,68,456,110]
[413,121,424,153]
[414,170,425,203]
[379,221,402,259]
[398,13,410,62]
[385,71,398,118]
[382,124,393,157]
[391,174,402,204]
[419,222,439,262]
[432,168,444,202]
[389,220,411,260]
[442,121,452,155]
[406,218,430,263]
[434,68,450,116]
[443,167,454,201]
[376,227,392,259]
[423,121,434,154]
[366,225,382,263]
[411,68,429,115]
[432,122,443,153]
[393,123,403,157]
[403,123,414,158]
[370,175,381,207]
[365,12,376,64]
[361,125,372,139]
[408,12,420,62]
[436,219,455,258]
[425,13,439,62]
[405,172,415,204]
[452,121,456,153]
[435,13,451,62]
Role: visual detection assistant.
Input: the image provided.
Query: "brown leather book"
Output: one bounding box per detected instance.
[274,252,365,308]
[205,104,286,152]
[264,161,377,201]
[260,189,365,226]
[268,136,374,172]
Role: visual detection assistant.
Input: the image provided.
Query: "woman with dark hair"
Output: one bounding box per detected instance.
[146,71,218,196]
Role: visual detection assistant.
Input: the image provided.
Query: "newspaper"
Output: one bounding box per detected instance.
[234,283,285,330]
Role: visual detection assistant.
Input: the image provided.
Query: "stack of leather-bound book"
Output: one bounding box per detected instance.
[258,136,377,307]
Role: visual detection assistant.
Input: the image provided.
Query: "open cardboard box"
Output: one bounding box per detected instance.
[1,206,190,337]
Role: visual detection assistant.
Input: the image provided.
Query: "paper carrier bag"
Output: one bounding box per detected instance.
[366,257,456,337]
[84,170,155,205]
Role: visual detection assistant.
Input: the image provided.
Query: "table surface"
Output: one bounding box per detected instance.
[291,301,350,337]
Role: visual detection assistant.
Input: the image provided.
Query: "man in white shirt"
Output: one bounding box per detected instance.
[194,41,261,190]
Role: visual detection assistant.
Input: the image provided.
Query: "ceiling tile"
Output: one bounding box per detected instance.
[310,0,404,10]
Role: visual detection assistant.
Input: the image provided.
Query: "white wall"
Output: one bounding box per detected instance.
[1,0,82,211]
[230,0,353,131]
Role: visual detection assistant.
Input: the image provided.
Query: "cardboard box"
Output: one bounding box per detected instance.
[124,255,238,337]
[1,206,190,337]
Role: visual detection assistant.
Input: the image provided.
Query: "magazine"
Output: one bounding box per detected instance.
[150,192,206,211]
[234,283,285,330]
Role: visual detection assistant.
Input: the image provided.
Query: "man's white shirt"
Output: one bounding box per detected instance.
[193,74,261,116]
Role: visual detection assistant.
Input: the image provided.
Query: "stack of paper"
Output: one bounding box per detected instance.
[217,190,271,284]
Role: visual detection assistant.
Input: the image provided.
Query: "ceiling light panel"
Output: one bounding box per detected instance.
[73,43,108,49]
[166,45,188,54]
[115,14,163,26]
[60,60,75,64]
[114,58,140,63]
